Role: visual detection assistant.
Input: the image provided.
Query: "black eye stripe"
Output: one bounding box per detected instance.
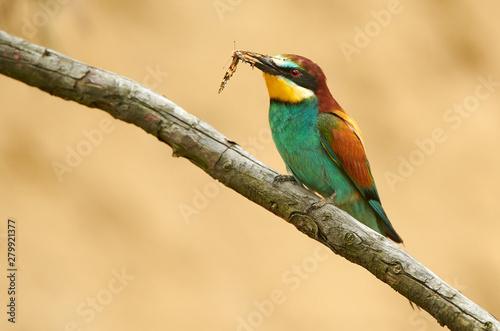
[280,67,318,91]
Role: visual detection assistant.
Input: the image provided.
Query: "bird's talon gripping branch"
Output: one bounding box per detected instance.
[307,192,337,214]
[273,174,297,184]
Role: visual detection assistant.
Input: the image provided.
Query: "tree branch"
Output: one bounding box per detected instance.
[0,30,497,331]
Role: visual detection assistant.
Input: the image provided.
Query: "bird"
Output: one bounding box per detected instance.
[229,50,403,243]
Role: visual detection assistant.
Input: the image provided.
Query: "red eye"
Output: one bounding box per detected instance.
[291,69,300,77]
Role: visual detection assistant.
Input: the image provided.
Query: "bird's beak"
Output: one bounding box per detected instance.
[234,50,281,76]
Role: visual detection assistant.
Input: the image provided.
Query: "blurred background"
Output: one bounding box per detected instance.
[1,0,499,330]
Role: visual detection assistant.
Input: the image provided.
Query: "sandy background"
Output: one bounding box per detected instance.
[1,0,499,330]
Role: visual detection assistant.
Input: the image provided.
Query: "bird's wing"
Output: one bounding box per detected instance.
[317,110,402,242]
[317,110,380,202]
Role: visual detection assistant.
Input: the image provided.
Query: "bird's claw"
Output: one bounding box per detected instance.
[307,192,337,214]
[273,174,297,184]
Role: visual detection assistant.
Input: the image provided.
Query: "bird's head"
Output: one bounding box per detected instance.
[236,50,340,111]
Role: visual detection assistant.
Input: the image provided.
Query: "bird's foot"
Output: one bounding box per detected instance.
[273,174,297,184]
[307,192,337,214]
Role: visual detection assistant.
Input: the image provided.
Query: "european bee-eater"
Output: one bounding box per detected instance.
[221,50,403,243]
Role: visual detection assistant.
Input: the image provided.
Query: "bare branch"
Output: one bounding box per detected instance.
[0,30,497,331]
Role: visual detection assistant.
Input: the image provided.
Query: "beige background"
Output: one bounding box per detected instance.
[1,0,499,330]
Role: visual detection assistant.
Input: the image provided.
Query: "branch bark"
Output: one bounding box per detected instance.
[0,30,497,331]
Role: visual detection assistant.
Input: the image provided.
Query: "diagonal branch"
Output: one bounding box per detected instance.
[0,30,497,331]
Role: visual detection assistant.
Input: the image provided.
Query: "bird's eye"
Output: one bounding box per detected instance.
[291,69,300,77]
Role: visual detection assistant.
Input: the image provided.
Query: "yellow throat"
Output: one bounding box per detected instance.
[263,73,314,103]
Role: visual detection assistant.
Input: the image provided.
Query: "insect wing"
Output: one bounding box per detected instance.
[218,56,240,94]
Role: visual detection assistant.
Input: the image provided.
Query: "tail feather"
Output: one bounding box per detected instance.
[368,200,403,243]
